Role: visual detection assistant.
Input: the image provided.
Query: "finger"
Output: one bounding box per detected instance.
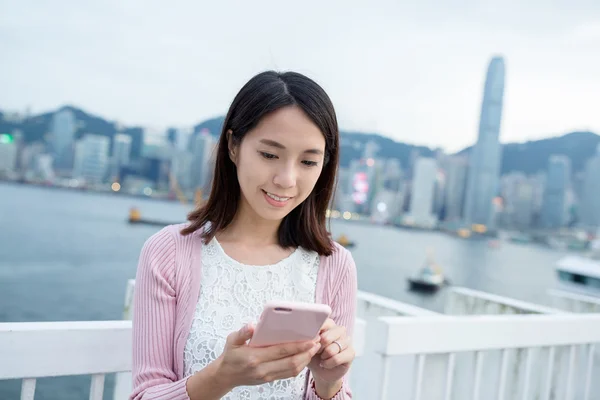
[319,325,346,349]
[319,318,335,333]
[319,347,355,369]
[228,323,255,346]
[257,339,317,362]
[320,336,350,361]
[260,343,322,381]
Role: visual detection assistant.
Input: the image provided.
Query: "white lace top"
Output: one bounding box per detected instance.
[183,237,320,399]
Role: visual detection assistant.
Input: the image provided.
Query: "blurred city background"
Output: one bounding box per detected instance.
[1,1,600,399]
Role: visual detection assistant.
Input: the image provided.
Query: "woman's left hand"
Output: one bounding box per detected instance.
[308,318,355,384]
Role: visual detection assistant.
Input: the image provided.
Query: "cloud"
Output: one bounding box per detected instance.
[1,0,599,151]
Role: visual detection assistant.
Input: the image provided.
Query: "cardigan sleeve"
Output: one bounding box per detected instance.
[130,228,191,400]
[306,246,358,399]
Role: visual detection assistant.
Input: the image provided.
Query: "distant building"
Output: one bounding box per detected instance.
[580,145,600,229]
[406,157,438,228]
[0,133,18,173]
[51,109,77,172]
[540,155,571,229]
[108,134,132,181]
[172,151,194,192]
[73,134,110,185]
[444,156,468,221]
[501,173,537,229]
[463,56,506,229]
[371,189,405,224]
[347,159,378,215]
[191,131,217,192]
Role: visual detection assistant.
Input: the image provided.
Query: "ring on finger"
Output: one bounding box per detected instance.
[332,340,343,353]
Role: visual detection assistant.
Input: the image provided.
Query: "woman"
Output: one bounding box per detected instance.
[131,71,357,400]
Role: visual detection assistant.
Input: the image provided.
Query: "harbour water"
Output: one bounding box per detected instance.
[0,183,568,399]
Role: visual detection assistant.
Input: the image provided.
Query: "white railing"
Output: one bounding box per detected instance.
[357,290,440,317]
[548,289,600,313]
[447,286,564,315]
[0,321,131,400]
[373,313,600,400]
[0,318,366,400]
[3,283,598,400]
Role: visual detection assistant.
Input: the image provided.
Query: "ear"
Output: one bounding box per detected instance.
[227,129,237,164]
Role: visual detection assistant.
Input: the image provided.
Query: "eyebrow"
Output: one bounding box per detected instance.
[259,139,323,155]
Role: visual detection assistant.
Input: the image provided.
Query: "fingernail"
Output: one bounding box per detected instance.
[319,362,325,368]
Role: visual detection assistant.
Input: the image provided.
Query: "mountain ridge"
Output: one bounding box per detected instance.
[2,105,598,175]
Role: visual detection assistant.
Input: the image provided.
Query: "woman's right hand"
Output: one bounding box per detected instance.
[215,323,322,389]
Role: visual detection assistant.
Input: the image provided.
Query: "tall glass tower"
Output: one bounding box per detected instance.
[463,56,506,229]
[51,109,77,171]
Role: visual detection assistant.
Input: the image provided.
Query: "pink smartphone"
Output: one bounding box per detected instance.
[248,301,332,347]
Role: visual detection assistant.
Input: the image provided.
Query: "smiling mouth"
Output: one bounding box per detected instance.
[263,190,292,202]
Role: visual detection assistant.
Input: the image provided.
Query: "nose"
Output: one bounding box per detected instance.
[273,163,296,189]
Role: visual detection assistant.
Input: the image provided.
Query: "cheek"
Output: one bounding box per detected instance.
[297,168,324,199]
[236,157,267,193]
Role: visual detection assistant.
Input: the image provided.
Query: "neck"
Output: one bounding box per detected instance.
[218,203,282,246]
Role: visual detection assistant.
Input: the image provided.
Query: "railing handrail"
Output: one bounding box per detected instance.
[357,290,440,316]
[0,320,132,380]
[450,286,564,314]
[0,317,367,381]
[548,288,600,306]
[373,313,600,355]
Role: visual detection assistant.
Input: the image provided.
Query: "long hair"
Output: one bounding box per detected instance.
[181,71,339,256]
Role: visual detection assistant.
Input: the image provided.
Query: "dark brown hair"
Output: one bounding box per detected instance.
[181,71,339,256]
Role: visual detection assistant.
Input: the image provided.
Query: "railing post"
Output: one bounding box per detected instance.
[113,279,135,400]
[379,354,391,400]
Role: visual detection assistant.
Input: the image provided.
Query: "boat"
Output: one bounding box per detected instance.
[508,233,531,244]
[555,255,600,298]
[407,250,449,293]
[127,207,177,227]
[554,230,600,298]
[336,234,356,248]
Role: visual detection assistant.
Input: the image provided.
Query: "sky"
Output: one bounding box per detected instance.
[1,0,599,151]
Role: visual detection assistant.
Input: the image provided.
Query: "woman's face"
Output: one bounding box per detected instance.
[231,105,326,223]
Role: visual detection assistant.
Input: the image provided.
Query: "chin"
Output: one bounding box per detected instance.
[252,200,297,222]
[258,208,292,221]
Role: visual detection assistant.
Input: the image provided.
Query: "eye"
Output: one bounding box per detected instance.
[302,160,319,167]
[260,152,277,160]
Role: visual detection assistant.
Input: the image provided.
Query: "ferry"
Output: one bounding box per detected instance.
[407,249,449,293]
[555,231,600,297]
[335,234,356,248]
[555,255,600,298]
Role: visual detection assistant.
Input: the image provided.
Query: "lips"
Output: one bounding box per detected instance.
[264,191,291,202]
[262,190,293,208]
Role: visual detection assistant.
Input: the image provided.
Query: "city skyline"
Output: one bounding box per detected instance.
[2,102,598,153]
[2,1,600,151]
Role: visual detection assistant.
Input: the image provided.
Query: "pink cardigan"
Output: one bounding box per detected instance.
[130,224,357,400]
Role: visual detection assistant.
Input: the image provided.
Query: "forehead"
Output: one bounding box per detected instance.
[245,106,326,150]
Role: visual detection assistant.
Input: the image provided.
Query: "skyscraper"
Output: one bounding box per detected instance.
[191,131,217,192]
[540,155,571,229]
[51,109,77,172]
[581,145,600,229]
[407,157,438,228]
[463,56,506,229]
[109,134,132,181]
[444,156,468,222]
[73,134,110,185]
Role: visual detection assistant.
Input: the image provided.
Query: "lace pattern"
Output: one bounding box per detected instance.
[183,238,320,399]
